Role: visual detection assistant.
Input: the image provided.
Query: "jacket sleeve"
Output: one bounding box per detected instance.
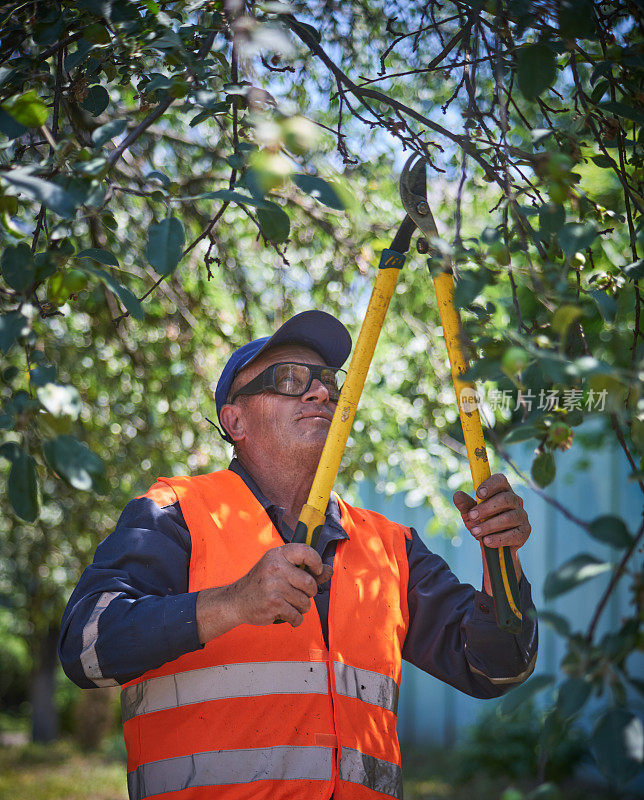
[402,527,537,698]
[58,497,203,688]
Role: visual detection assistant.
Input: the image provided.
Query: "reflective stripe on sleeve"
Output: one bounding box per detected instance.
[334,662,399,714]
[127,745,333,799]
[80,591,121,687]
[121,660,329,722]
[339,746,403,799]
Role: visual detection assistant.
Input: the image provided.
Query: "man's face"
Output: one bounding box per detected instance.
[222,343,337,463]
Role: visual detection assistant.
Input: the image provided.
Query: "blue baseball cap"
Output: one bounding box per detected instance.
[214,310,352,442]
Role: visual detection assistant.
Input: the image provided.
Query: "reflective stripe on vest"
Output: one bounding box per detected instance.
[333,662,399,715]
[121,660,398,723]
[339,747,403,799]
[127,745,333,800]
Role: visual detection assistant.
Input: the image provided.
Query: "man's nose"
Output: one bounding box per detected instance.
[302,379,330,403]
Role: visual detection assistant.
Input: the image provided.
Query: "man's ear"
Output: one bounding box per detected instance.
[219,403,245,443]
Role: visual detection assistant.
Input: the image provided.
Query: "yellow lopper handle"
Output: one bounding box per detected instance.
[433,271,522,633]
[292,252,404,548]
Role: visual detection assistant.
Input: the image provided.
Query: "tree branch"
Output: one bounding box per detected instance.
[586,515,644,642]
[284,14,503,185]
[107,96,174,170]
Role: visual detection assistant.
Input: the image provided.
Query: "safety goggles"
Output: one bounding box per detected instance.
[230,362,347,403]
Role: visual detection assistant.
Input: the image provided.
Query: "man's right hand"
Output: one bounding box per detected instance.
[196,544,332,643]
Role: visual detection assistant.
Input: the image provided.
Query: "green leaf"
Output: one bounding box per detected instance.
[537,610,571,637]
[504,425,542,444]
[33,252,57,282]
[538,203,565,236]
[591,708,644,785]
[0,441,21,463]
[620,258,644,279]
[531,128,553,145]
[590,154,612,168]
[544,553,612,599]
[558,0,597,40]
[0,412,13,429]
[526,783,562,800]
[144,75,172,93]
[2,168,78,218]
[588,515,633,548]
[8,451,39,522]
[557,221,598,256]
[556,677,591,718]
[531,451,556,487]
[63,38,93,71]
[291,19,322,43]
[37,384,81,420]
[499,674,555,715]
[91,118,127,148]
[598,101,644,126]
[81,85,110,117]
[257,202,290,243]
[551,305,583,337]
[145,171,172,187]
[83,266,144,320]
[43,434,104,491]
[189,189,268,208]
[589,288,617,323]
[0,310,29,354]
[0,107,28,139]
[2,90,48,127]
[1,243,35,292]
[76,248,119,267]
[146,217,185,275]
[190,110,213,127]
[292,174,345,210]
[29,364,57,386]
[517,44,557,101]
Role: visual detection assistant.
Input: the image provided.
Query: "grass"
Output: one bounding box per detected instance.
[0,739,127,800]
[0,739,627,800]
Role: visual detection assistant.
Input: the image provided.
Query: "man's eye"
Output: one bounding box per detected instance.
[278,377,297,392]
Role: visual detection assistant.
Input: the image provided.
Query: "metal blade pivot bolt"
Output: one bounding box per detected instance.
[417,237,429,254]
[416,201,429,215]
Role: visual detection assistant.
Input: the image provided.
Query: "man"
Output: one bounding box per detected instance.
[59,310,537,800]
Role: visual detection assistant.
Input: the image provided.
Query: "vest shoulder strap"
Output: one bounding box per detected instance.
[136,480,179,508]
[335,494,413,541]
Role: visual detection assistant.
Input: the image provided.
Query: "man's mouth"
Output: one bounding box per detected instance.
[297,411,333,423]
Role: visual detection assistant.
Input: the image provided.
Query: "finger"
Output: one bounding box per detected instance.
[467,490,522,522]
[282,543,324,576]
[283,585,312,615]
[453,490,476,515]
[316,565,333,586]
[476,473,511,500]
[288,566,319,598]
[274,599,304,628]
[481,524,531,549]
[468,509,527,538]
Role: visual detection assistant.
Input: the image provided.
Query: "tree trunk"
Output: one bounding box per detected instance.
[74,685,119,751]
[30,624,60,743]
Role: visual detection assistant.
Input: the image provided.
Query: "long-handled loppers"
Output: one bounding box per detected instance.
[399,153,522,634]
[292,153,522,634]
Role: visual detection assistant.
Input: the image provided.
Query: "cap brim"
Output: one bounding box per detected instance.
[238,310,352,371]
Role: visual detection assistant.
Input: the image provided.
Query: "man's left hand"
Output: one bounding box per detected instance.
[453,473,531,551]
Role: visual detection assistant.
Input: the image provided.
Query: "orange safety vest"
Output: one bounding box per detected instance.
[122,470,410,800]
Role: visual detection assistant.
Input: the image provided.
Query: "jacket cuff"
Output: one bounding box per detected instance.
[162,591,204,658]
[464,576,538,686]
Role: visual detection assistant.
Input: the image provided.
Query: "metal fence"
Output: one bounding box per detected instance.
[357,438,643,747]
